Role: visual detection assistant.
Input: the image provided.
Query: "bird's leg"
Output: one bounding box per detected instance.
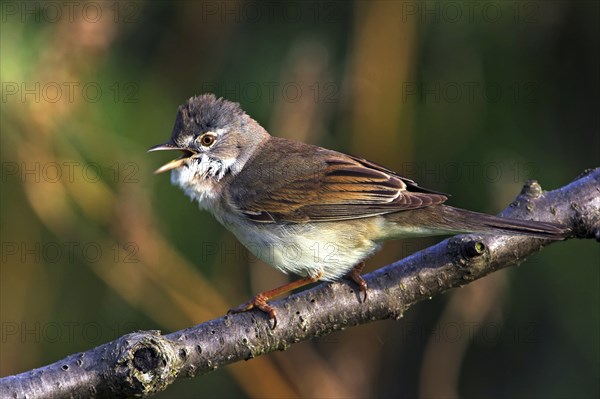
[228,272,323,329]
[345,261,368,302]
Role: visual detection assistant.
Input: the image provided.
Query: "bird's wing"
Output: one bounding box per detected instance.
[228,137,448,223]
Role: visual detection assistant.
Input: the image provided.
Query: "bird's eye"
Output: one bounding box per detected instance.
[198,133,216,147]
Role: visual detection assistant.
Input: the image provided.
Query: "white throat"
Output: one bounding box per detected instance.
[170,154,234,211]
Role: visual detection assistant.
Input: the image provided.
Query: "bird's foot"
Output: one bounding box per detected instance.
[345,262,368,302]
[228,272,323,329]
[228,293,278,329]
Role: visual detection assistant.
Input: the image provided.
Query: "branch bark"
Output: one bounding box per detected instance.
[2,168,599,399]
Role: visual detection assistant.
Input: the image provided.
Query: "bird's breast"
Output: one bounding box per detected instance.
[217,214,385,281]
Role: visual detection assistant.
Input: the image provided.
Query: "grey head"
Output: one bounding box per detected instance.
[149,94,270,179]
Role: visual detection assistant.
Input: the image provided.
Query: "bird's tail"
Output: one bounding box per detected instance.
[386,205,570,240]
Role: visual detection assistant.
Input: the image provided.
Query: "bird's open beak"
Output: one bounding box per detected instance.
[148,142,195,174]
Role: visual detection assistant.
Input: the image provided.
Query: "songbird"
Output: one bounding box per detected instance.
[149,94,568,328]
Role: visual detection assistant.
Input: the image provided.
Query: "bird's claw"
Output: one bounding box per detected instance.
[228,293,278,329]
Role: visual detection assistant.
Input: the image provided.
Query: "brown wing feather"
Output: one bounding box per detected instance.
[228,137,448,223]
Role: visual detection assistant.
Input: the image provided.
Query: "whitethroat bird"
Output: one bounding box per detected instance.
[149,94,569,328]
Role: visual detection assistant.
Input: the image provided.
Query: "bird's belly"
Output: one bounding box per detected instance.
[223,218,383,281]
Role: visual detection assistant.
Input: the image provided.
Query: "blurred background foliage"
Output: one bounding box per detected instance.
[1,1,598,398]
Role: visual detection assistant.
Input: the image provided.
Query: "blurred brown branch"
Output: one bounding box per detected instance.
[1,168,598,399]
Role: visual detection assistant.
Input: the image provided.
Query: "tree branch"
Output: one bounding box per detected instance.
[2,168,599,399]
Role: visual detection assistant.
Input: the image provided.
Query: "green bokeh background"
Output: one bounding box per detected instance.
[1,1,598,398]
